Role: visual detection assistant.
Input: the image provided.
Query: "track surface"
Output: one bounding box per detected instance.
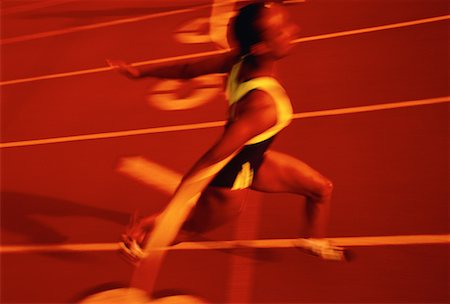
[1,0,448,303]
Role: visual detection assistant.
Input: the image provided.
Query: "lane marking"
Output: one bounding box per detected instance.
[1,234,448,253]
[292,15,450,44]
[1,96,448,149]
[161,0,234,112]
[1,0,78,16]
[0,4,208,45]
[1,15,448,86]
[0,49,229,86]
[117,156,181,194]
[1,0,306,45]
[292,96,450,119]
[0,120,225,149]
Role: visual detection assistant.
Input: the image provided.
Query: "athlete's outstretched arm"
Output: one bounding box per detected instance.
[107,50,238,79]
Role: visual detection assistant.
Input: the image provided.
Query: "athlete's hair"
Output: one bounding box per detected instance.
[233,2,276,55]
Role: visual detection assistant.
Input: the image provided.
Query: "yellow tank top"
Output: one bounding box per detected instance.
[226,60,293,145]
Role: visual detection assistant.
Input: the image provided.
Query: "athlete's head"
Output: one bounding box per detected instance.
[232,1,299,59]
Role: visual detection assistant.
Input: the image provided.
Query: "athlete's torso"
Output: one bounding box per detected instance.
[226,59,293,145]
[208,59,294,190]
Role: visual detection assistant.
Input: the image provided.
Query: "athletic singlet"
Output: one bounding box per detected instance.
[226,60,293,145]
[209,59,293,190]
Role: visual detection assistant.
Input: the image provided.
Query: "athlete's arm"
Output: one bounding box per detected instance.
[107,50,238,79]
[149,90,277,240]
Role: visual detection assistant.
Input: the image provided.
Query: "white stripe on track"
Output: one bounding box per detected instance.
[292,15,450,44]
[1,15,448,86]
[1,0,79,16]
[292,96,450,119]
[0,49,229,86]
[0,5,207,45]
[1,234,448,253]
[1,96,448,149]
[0,120,225,148]
[0,0,306,45]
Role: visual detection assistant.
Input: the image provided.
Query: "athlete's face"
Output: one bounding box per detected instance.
[256,4,299,59]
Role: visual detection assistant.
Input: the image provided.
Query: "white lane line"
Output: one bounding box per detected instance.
[1,15,448,86]
[1,0,306,45]
[292,15,450,44]
[1,0,79,16]
[284,0,307,3]
[0,49,229,86]
[175,234,450,249]
[1,96,448,149]
[0,5,207,45]
[292,96,450,119]
[0,120,225,149]
[1,234,448,253]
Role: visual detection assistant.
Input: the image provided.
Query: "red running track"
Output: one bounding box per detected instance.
[1,0,448,303]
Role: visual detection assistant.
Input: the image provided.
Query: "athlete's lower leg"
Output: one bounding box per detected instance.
[122,187,247,252]
[305,180,333,238]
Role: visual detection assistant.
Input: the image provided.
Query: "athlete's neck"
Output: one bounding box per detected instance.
[239,55,276,82]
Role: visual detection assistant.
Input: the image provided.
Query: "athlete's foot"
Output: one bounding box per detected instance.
[118,212,196,264]
[294,238,348,261]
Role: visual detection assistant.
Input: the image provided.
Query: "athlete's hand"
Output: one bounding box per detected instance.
[106,59,140,79]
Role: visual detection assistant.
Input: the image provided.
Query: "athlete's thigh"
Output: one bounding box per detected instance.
[184,186,248,232]
[252,150,329,197]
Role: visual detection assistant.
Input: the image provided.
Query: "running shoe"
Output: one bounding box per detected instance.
[294,238,348,261]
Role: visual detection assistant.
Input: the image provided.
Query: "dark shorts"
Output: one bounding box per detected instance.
[209,136,275,189]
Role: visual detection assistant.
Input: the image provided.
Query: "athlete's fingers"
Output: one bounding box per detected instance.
[106,58,119,68]
[106,59,139,78]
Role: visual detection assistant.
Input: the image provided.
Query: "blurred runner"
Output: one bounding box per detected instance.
[108,1,345,261]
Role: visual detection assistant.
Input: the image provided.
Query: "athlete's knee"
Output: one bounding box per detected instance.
[312,178,333,202]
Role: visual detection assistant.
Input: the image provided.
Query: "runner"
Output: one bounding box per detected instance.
[108,1,345,261]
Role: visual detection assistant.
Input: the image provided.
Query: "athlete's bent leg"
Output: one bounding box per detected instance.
[119,186,247,262]
[124,187,247,243]
[251,150,333,238]
[251,150,346,260]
